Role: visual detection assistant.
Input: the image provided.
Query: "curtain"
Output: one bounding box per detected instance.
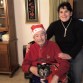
[49,0,68,41]
[49,0,68,24]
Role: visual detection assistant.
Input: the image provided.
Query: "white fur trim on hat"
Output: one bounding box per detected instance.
[32,27,45,35]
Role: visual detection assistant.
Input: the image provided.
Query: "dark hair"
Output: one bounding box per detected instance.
[58,2,73,12]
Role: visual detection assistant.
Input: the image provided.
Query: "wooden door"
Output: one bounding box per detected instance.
[0,44,9,72]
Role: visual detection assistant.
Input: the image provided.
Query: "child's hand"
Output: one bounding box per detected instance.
[30,66,38,76]
[50,75,59,83]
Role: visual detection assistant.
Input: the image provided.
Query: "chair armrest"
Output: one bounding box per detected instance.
[23,45,33,79]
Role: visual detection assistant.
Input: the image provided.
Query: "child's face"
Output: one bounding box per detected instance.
[33,30,47,47]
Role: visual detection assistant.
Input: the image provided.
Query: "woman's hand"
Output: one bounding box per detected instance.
[58,53,72,60]
[26,43,31,53]
[26,41,35,53]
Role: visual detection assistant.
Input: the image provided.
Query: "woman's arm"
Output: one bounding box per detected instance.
[58,53,72,60]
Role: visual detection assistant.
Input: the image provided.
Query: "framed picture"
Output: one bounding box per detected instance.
[25,0,39,23]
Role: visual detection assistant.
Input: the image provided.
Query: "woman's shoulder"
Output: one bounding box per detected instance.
[72,18,83,24]
[72,18,83,30]
[49,20,61,29]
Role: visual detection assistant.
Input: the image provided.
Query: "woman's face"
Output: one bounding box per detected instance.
[58,6,72,22]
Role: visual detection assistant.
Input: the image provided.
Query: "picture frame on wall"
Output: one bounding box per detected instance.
[25,0,39,23]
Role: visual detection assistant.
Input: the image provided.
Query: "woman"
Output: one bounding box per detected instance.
[47,2,83,83]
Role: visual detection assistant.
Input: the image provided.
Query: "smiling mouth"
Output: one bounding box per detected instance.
[62,17,67,18]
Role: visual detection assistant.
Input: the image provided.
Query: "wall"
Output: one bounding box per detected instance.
[14,0,49,65]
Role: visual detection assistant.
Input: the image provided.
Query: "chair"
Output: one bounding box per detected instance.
[23,45,32,79]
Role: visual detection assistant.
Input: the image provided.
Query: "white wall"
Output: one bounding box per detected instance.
[14,0,49,65]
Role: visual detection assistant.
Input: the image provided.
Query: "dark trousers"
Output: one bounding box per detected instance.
[69,48,83,83]
[31,75,48,83]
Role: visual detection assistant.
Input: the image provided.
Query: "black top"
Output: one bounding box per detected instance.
[47,18,83,59]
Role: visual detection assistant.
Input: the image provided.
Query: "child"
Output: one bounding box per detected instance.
[22,24,70,83]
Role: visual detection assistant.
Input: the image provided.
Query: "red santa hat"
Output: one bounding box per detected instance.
[31,24,45,35]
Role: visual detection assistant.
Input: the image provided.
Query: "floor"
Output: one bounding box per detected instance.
[0,68,29,83]
[0,68,83,83]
